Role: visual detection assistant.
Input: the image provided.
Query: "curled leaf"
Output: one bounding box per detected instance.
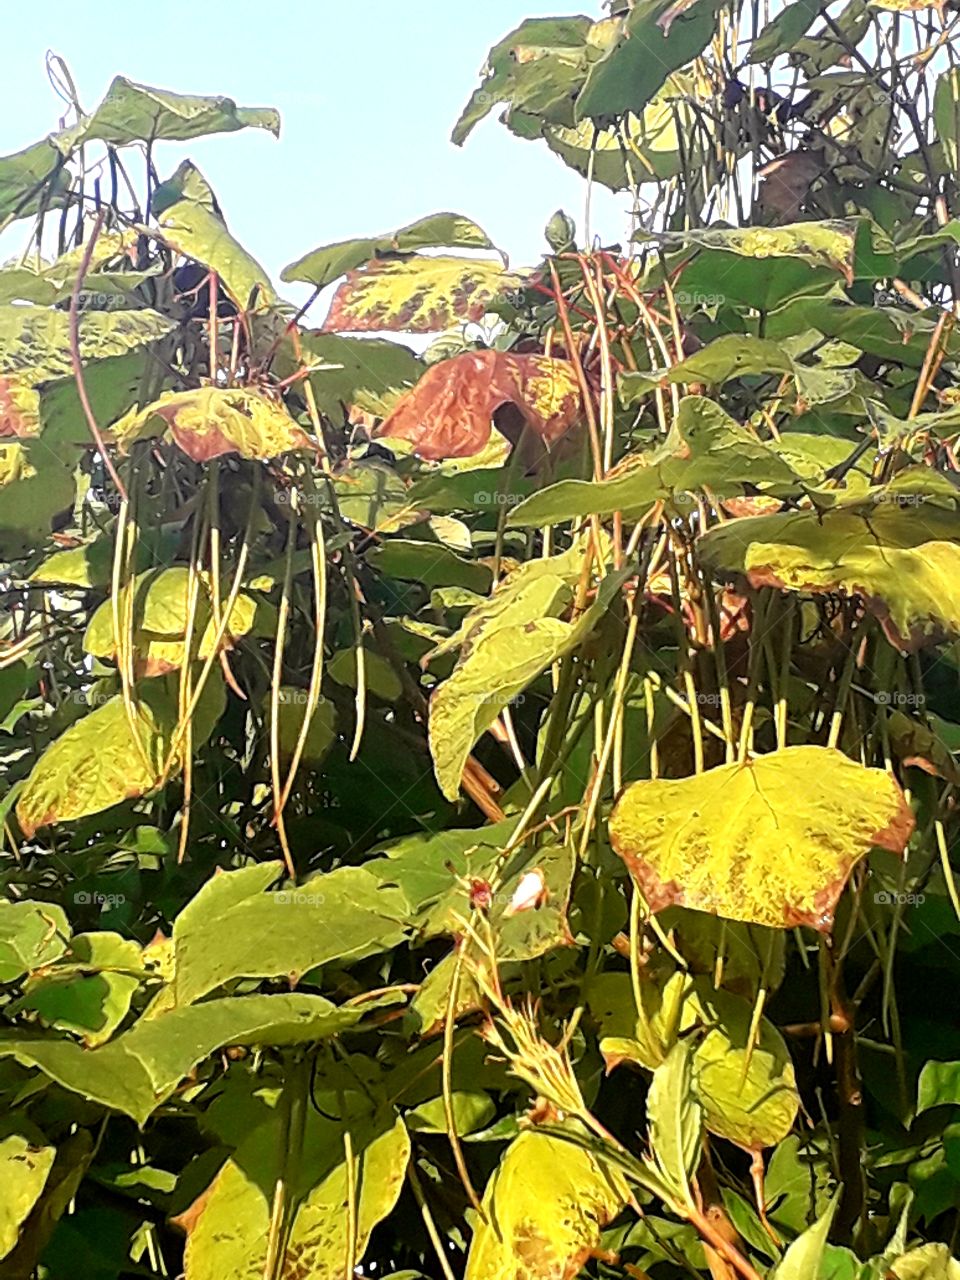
[112,386,311,461]
[376,349,582,460]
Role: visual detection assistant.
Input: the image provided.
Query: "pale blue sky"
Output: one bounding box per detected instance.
[1,1,624,302]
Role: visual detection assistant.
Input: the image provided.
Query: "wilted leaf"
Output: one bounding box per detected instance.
[464,1126,629,1280]
[323,256,521,334]
[16,679,224,837]
[699,502,960,650]
[113,386,311,461]
[282,212,500,289]
[376,349,582,460]
[609,745,913,929]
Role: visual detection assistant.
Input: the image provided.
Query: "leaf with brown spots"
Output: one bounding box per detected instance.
[376,349,582,460]
[699,501,960,651]
[323,255,522,334]
[182,1108,409,1280]
[608,745,913,930]
[112,386,311,461]
[465,1126,629,1280]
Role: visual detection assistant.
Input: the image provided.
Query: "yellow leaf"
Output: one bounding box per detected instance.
[608,745,913,929]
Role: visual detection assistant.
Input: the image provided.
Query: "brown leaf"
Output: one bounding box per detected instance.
[756,150,825,224]
[375,349,583,461]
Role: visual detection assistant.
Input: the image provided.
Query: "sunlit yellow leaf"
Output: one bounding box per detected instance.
[608,745,913,929]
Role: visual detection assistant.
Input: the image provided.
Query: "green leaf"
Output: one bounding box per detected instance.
[278,331,423,422]
[749,0,825,61]
[935,70,960,179]
[38,349,168,448]
[0,900,70,985]
[323,256,522,334]
[766,296,960,369]
[429,569,628,799]
[658,221,860,311]
[0,139,69,223]
[464,1126,629,1280]
[0,1121,56,1261]
[587,970,698,1072]
[0,993,369,1125]
[57,77,280,148]
[576,0,724,121]
[539,70,711,189]
[333,460,422,533]
[11,932,143,1048]
[508,396,797,527]
[621,336,795,394]
[171,862,408,1006]
[699,501,960,650]
[281,212,500,288]
[405,1092,495,1135]
[691,983,799,1149]
[150,159,220,216]
[918,1060,960,1112]
[183,1109,409,1280]
[273,688,338,765]
[0,446,75,560]
[609,745,913,929]
[157,199,275,308]
[771,1195,839,1279]
[451,17,592,145]
[367,539,493,594]
[646,1039,702,1208]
